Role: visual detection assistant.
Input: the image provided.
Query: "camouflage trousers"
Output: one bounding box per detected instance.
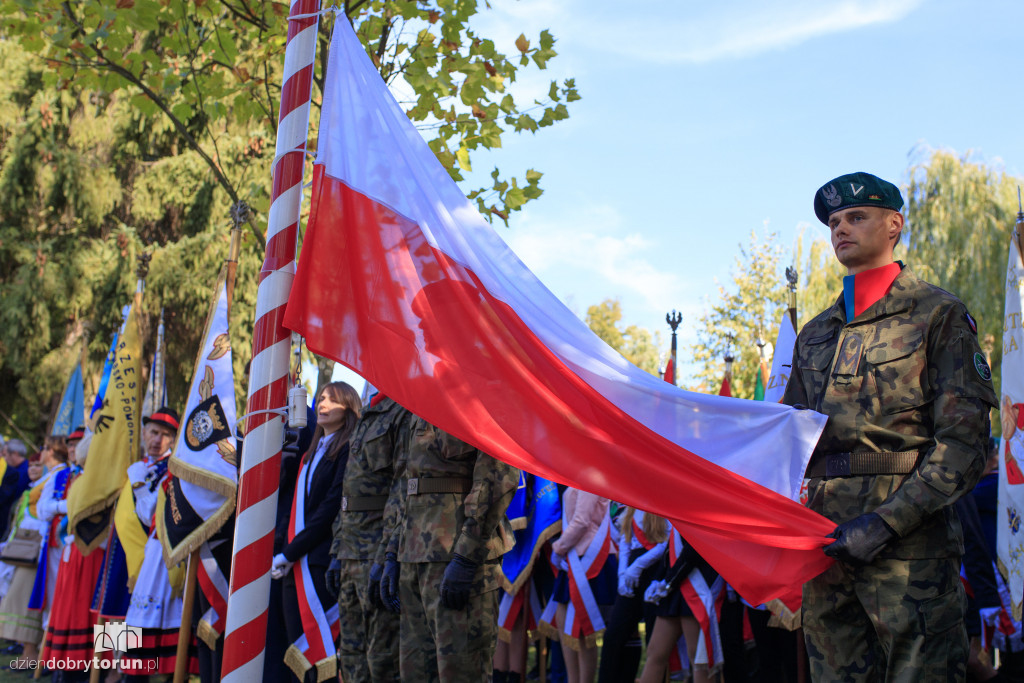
[337,559,399,683]
[398,561,500,682]
[803,556,967,682]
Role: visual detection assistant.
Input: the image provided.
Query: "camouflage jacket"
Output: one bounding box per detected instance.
[379,415,518,565]
[330,397,409,561]
[783,266,997,557]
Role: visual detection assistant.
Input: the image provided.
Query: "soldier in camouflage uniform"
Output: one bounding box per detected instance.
[377,415,519,682]
[783,172,998,682]
[326,395,409,683]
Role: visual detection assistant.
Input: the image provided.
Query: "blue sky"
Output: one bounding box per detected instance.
[330,0,1024,392]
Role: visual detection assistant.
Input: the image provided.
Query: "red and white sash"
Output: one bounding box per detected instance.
[195,542,228,648]
[631,510,658,551]
[670,527,725,673]
[284,457,340,682]
[498,578,543,642]
[539,514,613,647]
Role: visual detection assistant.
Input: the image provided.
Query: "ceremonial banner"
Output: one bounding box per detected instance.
[999,225,1024,620]
[753,357,768,401]
[764,313,796,404]
[158,275,238,567]
[283,20,833,605]
[67,301,143,554]
[501,474,561,595]
[53,363,85,436]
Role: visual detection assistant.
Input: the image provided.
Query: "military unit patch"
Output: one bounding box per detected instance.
[974,352,992,381]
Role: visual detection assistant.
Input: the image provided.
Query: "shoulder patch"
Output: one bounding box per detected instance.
[964,311,978,335]
[974,352,992,381]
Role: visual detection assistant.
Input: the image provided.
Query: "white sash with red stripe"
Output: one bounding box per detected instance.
[283,457,340,682]
[195,542,228,649]
[539,514,613,648]
[498,578,544,642]
[669,527,725,673]
[631,510,658,551]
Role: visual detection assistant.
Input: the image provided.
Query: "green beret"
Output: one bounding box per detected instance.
[813,172,904,224]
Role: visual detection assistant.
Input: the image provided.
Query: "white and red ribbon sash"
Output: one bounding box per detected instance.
[498,578,543,638]
[195,542,228,645]
[680,571,725,673]
[631,510,658,551]
[539,514,612,644]
[669,525,725,672]
[285,458,339,678]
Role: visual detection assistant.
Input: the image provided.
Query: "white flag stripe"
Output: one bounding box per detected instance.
[315,19,826,503]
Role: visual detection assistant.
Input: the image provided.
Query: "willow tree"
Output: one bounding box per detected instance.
[903,150,1021,397]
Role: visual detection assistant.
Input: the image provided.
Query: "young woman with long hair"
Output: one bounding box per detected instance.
[274,381,361,682]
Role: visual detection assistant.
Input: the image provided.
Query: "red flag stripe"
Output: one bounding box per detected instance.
[285,173,834,604]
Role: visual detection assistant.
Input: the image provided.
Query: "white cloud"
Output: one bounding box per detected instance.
[501,203,686,314]
[564,0,925,64]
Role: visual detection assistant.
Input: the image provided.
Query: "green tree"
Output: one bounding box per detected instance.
[0,1,578,437]
[791,228,845,327]
[904,149,1018,389]
[689,230,789,398]
[584,299,662,376]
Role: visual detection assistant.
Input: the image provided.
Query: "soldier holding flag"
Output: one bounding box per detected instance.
[784,172,997,681]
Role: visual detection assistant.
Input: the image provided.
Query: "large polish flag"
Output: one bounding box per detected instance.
[283,20,835,605]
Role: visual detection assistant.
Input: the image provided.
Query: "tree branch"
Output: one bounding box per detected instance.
[59,1,266,250]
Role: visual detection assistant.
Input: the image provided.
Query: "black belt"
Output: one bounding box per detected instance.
[806,451,919,479]
[340,495,388,512]
[407,477,472,495]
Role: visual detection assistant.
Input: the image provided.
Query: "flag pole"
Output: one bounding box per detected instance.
[221,2,322,680]
[1014,187,1024,266]
[785,266,799,329]
[173,204,246,682]
[172,550,200,683]
[666,310,682,386]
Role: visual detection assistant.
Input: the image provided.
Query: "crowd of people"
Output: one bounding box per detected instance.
[0,404,1017,682]
[0,171,1022,683]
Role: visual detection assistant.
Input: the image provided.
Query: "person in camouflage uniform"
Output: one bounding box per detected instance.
[326,395,409,683]
[783,172,998,682]
[377,414,519,682]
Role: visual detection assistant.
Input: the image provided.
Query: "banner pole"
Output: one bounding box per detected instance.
[220,2,322,680]
[172,550,200,683]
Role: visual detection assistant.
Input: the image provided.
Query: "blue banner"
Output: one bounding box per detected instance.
[501,474,561,594]
[52,363,85,436]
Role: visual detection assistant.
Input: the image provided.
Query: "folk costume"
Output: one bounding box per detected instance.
[0,474,49,645]
[41,462,109,673]
[29,460,70,628]
[123,409,197,678]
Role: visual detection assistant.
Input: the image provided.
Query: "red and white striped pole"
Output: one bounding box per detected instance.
[221,1,321,679]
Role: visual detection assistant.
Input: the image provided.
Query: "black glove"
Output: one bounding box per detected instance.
[440,554,477,610]
[367,562,384,610]
[380,553,401,613]
[325,558,342,599]
[824,512,896,566]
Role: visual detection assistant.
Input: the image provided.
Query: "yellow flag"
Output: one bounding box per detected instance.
[67,300,143,554]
